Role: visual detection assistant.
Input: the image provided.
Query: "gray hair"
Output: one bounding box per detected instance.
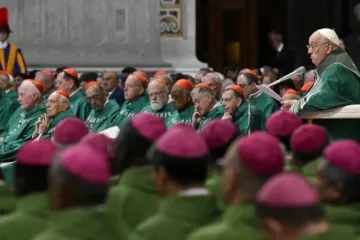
[20,80,43,99]
[202,72,221,84]
[191,86,215,99]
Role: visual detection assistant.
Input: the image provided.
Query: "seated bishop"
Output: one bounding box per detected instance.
[0,80,46,162]
[32,90,75,139]
[141,78,174,120]
[84,81,120,132]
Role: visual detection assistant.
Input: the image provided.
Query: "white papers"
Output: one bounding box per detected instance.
[99,126,120,139]
[255,85,282,102]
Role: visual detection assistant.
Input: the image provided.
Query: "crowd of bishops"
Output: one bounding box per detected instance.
[0,64,359,240]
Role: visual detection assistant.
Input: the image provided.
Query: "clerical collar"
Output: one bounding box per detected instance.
[70,88,80,97]
[178,187,209,197]
[0,41,8,49]
[277,42,284,52]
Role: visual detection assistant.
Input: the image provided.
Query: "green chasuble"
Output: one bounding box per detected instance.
[166,105,195,128]
[0,91,18,136]
[0,103,46,162]
[0,180,15,215]
[250,92,279,119]
[197,102,224,130]
[305,204,360,240]
[40,109,75,139]
[232,101,265,136]
[205,167,225,211]
[141,102,174,121]
[128,193,221,240]
[70,88,91,121]
[5,90,19,106]
[106,166,158,238]
[0,192,50,240]
[42,88,56,101]
[112,95,148,127]
[290,49,360,141]
[187,204,261,240]
[33,207,121,240]
[86,100,120,132]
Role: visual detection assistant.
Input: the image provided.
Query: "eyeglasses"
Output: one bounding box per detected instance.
[220,97,237,104]
[87,94,101,102]
[306,42,329,50]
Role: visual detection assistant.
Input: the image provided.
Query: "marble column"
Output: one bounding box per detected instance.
[4,0,170,72]
[159,0,207,76]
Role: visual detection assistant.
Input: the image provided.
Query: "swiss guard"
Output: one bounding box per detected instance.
[0,7,26,76]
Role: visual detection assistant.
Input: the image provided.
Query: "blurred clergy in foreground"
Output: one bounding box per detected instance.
[32,90,74,139]
[221,84,265,135]
[283,28,360,141]
[84,81,119,132]
[0,80,46,161]
[141,78,174,120]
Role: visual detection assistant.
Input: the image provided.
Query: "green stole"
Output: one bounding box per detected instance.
[113,95,148,127]
[41,109,75,139]
[165,105,195,128]
[197,102,224,130]
[86,100,120,132]
[141,102,174,120]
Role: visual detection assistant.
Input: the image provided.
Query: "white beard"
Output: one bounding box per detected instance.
[151,101,165,111]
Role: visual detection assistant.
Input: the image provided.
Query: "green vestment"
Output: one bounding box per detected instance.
[86,100,120,132]
[250,92,279,119]
[0,103,46,162]
[33,207,120,240]
[187,204,261,240]
[0,91,18,136]
[0,192,50,240]
[305,204,360,240]
[42,88,56,101]
[128,194,221,240]
[70,89,91,121]
[5,90,19,108]
[106,166,157,238]
[40,110,75,139]
[197,102,224,130]
[112,95,148,127]
[232,101,266,136]
[0,180,15,215]
[165,105,195,128]
[141,102,174,120]
[291,49,360,141]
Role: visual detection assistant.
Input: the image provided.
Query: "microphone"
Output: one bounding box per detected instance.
[249,66,306,99]
[268,66,306,87]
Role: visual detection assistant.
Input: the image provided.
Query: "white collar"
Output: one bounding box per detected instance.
[70,88,80,97]
[107,87,116,100]
[211,101,221,111]
[178,187,209,197]
[0,41,8,49]
[277,42,284,52]
[5,89,10,93]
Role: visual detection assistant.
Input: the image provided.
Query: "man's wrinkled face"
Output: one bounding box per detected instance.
[192,92,212,116]
[103,72,118,92]
[55,73,72,92]
[18,84,36,110]
[202,75,221,97]
[148,82,168,111]
[221,90,241,115]
[85,86,106,111]
[307,32,331,67]
[171,87,191,111]
[46,93,67,118]
[237,75,255,99]
[124,75,143,101]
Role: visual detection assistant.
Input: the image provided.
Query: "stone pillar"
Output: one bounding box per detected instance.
[5,0,170,72]
[159,0,207,76]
